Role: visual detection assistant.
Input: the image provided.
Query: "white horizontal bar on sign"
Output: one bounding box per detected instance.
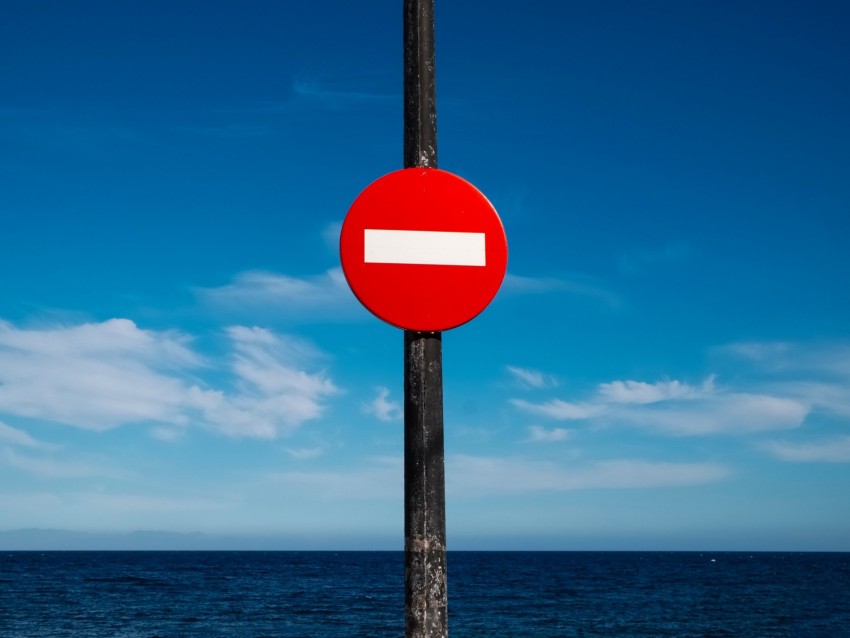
[364,229,486,266]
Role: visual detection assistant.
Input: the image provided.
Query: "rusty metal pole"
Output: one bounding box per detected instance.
[403,1,447,638]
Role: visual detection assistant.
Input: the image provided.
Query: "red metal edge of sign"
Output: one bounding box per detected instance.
[340,168,508,332]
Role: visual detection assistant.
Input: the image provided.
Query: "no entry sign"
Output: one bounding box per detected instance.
[340,168,508,331]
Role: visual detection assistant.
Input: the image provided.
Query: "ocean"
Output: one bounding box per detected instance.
[1,551,847,637]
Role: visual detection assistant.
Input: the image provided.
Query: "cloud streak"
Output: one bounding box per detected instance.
[761,436,850,463]
[502,273,622,308]
[619,241,692,276]
[0,421,49,449]
[263,454,727,500]
[511,340,850,460]
[0,318,197,431]
[609,393,808,436]
[720,340,850,378]
[362,387,401,422]
[191,326,339,438]
[447,455,729,495]
[198,268,364,323]
[1,448,128,480]
[598,378,713,404]
[0,319,338,439]
[719,340,850,419]
[511,398,602,421]
[527,425,571,442]
[292,77,398,107]
[506,365,557,389]
[513,377,809,436]
[268,456,402,501]
[216,73,399,116]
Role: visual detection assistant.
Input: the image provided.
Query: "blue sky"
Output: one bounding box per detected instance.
[1,1,848,550]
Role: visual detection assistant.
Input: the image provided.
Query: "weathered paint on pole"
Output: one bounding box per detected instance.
[403,1,447,638]
[404,332,447,638]
[404,0,437,170]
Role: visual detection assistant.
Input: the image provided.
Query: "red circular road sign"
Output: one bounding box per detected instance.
[340,168,508,332]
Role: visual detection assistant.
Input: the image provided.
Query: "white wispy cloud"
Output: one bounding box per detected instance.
[761,436,850,463]
[73,490,225,515]
[284,446,325,460]
[774,381,850,419]
[719,341,792,367]
[322,221,343,253]
[597,378,713,404]
[719,340,850,378]
[362,387,402,422]
[504,341,850,447]
[267,456,402,500]
[0,318,197,430]
[619,241,692,276]
[511,398,602,420]
[0,421,49,449]
[502,273,622,308]
[610,393,808,436]
[264,454,727,501]
[713,340,850,456]
[0,488,231,532]
[1,448,128,480]
[0,318,338,439]
[187,326,339,438]
[512,376,808,436]
[198,268,364,322]
[291,73,398,107]
[150,427,185,443]
[447,455,729,495]
[0,317,198,365]
[717,341,850,418]
[208,71,398,118]
[527,425,571,442]
[506,365,557,389]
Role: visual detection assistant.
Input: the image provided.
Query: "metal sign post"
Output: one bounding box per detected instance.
[403,2,446,637]
[340,2,506,635]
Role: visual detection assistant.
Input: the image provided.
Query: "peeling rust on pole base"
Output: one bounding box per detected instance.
[404,331,447,638]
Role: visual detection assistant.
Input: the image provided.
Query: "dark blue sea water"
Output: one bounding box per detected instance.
[1,552,847,637]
